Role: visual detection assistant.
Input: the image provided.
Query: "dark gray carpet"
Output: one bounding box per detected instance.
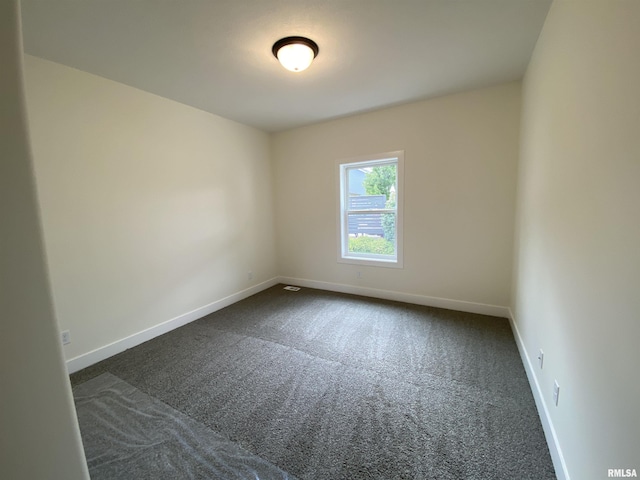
[71,285,556,480]
[74,372,295,479]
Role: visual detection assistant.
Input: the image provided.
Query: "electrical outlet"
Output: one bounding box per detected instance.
[61,330,71,345]
[553,380,560,406]
[248,271,253,281]
[538,349,544,369]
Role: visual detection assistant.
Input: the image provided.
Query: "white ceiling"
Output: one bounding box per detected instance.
[20,0,552,133]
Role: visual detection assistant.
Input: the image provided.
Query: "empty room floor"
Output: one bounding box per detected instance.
[70,285,555,479]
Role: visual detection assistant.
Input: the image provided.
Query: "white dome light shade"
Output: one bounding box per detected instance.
[272,37,319,73]
[277,43,315,72]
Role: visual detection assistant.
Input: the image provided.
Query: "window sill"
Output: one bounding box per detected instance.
[338,255,403,269]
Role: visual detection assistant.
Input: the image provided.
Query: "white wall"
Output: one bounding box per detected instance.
[0,2,88,479]
[512,1,640,479]
[24,55,277,364]
[273,83,521,311]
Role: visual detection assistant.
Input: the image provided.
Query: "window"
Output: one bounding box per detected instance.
[337,151,403,267]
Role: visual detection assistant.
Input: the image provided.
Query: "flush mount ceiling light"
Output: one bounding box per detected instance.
[272,36,319,72]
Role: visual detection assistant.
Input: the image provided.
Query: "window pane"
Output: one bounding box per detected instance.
[347,213,396,256]
[347,164,397,202]
[349,194,386,211]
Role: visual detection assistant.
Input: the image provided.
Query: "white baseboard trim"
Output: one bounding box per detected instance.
[507,308,570,480]
[277,276,510,318]
[66,277,279,374]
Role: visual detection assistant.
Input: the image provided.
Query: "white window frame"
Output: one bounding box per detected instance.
[337,150,404,268]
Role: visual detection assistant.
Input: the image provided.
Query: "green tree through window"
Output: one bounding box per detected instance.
[364,165,397,242]
[363,165,396,199]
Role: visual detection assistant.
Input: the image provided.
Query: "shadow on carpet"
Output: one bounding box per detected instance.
[73,372,296,480]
